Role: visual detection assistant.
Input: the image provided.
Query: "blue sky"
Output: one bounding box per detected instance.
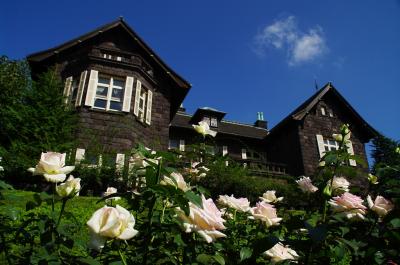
[1,0,399,148]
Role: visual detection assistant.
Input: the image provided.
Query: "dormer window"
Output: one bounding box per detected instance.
[210,117,218,127]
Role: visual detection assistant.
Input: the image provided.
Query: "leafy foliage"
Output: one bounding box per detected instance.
[0,57,77,187]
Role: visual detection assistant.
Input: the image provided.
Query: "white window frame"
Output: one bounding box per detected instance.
[210,117,218,127]
[321,107,326,116]
[179,140,185,151]
[137,88,148,121]
[222,146,228,156]
[241,149,247,159]
[93,75,125,111]
[323,139,340,151]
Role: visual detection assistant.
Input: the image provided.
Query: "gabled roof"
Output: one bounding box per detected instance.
[268,82,378,140]
[171,112,268,139]
[27,18,191,90]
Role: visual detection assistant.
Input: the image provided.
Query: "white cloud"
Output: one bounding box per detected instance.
[253,16,328,66]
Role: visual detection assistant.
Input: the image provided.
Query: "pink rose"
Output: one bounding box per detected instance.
[329,192,367,220]
[177,194,226,243]
[217,195,250,212]
[249,201,282,227]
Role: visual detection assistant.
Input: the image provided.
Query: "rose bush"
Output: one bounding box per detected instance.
[0,123,399,264]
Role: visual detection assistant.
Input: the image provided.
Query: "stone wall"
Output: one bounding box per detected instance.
[298,95,369,180]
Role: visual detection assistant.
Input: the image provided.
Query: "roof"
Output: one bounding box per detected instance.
[268,82,378,140]
[171,112,268,139]
[27,18,191,91]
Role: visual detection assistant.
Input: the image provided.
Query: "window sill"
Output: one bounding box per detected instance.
[89,107,126,115]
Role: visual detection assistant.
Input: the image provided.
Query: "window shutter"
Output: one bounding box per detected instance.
[223,146,228,156]
[122,76,134,112]
[63,77,73,104]
[116,153,125,171]
[75,148,85,163]
[179,140,185,151]
[145,90,153,125]
[346,141,357,166]
[133,80,142,117]
[316,135,325,158]
[84,70,98,106]
[241,149,247,159]
[75,71,87,107]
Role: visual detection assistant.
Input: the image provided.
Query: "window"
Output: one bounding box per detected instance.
[93,76,125,111]
[210,117,218,127]
[133,80,153,125]
[169,139,179,150]
[202,117,210,125]
[241,149,247,159]
[316,134,357,166]
[137,88,148,121]
[323,139,340,151]
[321,107,326,116]
[69,79,79,104]
[179,140,185,151]
[222,146,228,156]
[103,53,113,59]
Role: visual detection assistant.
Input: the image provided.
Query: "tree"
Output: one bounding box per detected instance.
[0,57,77,187]
[370,133,400,200]
[371,133,400,169]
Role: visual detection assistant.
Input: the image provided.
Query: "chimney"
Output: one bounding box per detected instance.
[178,103,186,113]
[254,112,267,129]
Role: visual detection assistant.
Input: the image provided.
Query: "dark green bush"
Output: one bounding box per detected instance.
[199,157,302,206]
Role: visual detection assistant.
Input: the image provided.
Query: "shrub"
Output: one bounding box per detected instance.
[199,157,302,206]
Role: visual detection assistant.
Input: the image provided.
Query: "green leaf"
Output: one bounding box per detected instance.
[185,191,202,207]
[79,258,100,265]
[213,254,225,265]
[390,218,400,228]
[145,167,157,187]
[305,223,327,243]
[197,254,213,264]
[240,247,252,261]
[0,180,13,190]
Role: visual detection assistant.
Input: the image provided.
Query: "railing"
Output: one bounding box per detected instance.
[90,47,154,77]
[237,158,287,176]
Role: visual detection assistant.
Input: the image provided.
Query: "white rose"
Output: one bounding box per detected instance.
[87,205,138,250]
[296,176,318,193]
[28,152,75,183]
[259,190,283,203]
[56,175,81,198]
[217,195,251,212]
[327,176,350,195]
[249,201,282,227]
[177,194,226,243]
[367,195,394,217]
[264,242,299,263]
[192,121,217,137]
[161,172,190,191]
[103,187,120,201]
